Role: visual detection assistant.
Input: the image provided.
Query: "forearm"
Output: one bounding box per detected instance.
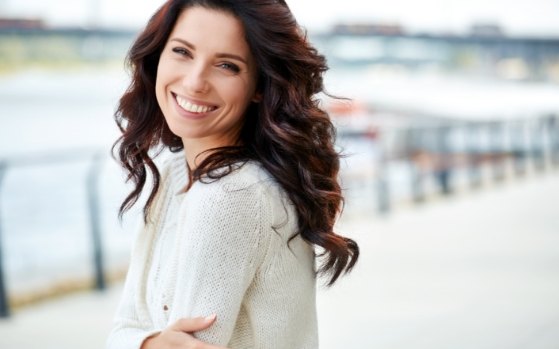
[107,324,162,349]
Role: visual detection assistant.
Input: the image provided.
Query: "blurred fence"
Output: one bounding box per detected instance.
[0,113,557,317]
[338,113,559,213]
[0,149,108,318]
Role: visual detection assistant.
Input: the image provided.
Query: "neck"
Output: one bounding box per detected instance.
[182,142,207,172]
[181,140,233,171]
[181,129,242,170]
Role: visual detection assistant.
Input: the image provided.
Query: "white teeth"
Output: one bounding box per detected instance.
[175,95,215,113]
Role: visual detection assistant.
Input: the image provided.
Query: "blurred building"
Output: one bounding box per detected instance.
[0,18,137,67]
[0,18,45,30]
[313,22,559,82]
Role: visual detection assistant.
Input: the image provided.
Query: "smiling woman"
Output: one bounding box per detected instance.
[107,1,358,349]
[155,7,260,168]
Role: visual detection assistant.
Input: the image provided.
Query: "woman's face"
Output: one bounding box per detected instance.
[155,6,259,151]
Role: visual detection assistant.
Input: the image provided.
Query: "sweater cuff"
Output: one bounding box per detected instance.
[107,327,163,349]
[137,329,163,349]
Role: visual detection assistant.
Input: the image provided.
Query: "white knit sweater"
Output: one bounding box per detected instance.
[106,154,318,349]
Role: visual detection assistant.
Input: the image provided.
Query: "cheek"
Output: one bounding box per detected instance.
[224,81,256,109]
[155,66,168,107]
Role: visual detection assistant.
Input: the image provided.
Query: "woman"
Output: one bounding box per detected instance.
[107,1,359,348]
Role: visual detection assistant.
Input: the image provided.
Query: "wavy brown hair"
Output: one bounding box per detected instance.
[113,0,358,286]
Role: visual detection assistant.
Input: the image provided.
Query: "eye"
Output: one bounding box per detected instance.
[171,47,192,57]
[218,62,240,73]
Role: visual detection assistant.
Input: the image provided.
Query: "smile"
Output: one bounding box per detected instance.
[175,94,218,114]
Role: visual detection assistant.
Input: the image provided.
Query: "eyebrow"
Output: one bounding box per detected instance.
[170,38,248,65]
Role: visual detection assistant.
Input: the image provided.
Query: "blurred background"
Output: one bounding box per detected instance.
[0,0,558,348]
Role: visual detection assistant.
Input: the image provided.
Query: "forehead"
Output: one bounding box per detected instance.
[169,6,252,58]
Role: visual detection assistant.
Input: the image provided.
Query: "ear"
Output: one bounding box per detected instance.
[251,92,262,103]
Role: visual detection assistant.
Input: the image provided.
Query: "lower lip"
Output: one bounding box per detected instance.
[172,94,216,120]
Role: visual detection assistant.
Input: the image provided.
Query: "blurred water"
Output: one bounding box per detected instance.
[324,68,559,120]
[0,67,557,297]
[0,69,127,157]
[0,68,382,296]
[0,69,136,294]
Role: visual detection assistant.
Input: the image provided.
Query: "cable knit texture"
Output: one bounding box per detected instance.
[107,153,318,349]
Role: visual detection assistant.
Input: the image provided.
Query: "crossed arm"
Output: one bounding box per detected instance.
[107,179,272,349]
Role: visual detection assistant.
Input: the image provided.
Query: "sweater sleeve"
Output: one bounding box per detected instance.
[166,176,273,346]
[106,157,176,349]
[105,253,162,349]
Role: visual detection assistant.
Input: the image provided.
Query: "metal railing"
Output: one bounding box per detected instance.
[339,114,559,213]
[0,114,557,317]
[0,148,108,318]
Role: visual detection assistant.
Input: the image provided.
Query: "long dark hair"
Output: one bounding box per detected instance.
[113,0,358,286]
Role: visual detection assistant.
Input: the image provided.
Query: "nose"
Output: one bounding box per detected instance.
[182,64,210,94]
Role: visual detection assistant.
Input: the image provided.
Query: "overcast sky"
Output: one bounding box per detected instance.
[3,0,559,36]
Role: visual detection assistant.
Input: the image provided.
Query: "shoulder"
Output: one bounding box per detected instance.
[178,160,297,257]
[186,160,290,222]
[178,162,277,246]
[158,151,185,175]
[157,151,188,193]
[191,160,277,198]
[158,154,275,195]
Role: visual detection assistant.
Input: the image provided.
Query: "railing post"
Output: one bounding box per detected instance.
[435,125,452,195]
[467,122,483,188]
[551,115,559,167]
[376,130,390,214]
[0,161,10,317]
[409,127,425,203]
[531,117,546,172]
[512,120,527,177]
[490,121,506,182]
[376,169,390,214]
[86,152,106,291]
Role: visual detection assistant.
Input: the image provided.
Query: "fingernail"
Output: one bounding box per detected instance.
[204,314,216,322]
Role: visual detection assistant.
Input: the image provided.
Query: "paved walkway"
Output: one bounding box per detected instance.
[1,172,558,349]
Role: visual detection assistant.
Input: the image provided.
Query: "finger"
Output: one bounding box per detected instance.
[189,337,228,349]
[170,314,217,332]
[174,331,228,349]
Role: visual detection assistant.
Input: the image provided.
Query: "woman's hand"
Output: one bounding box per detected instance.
[141,315,228,349]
